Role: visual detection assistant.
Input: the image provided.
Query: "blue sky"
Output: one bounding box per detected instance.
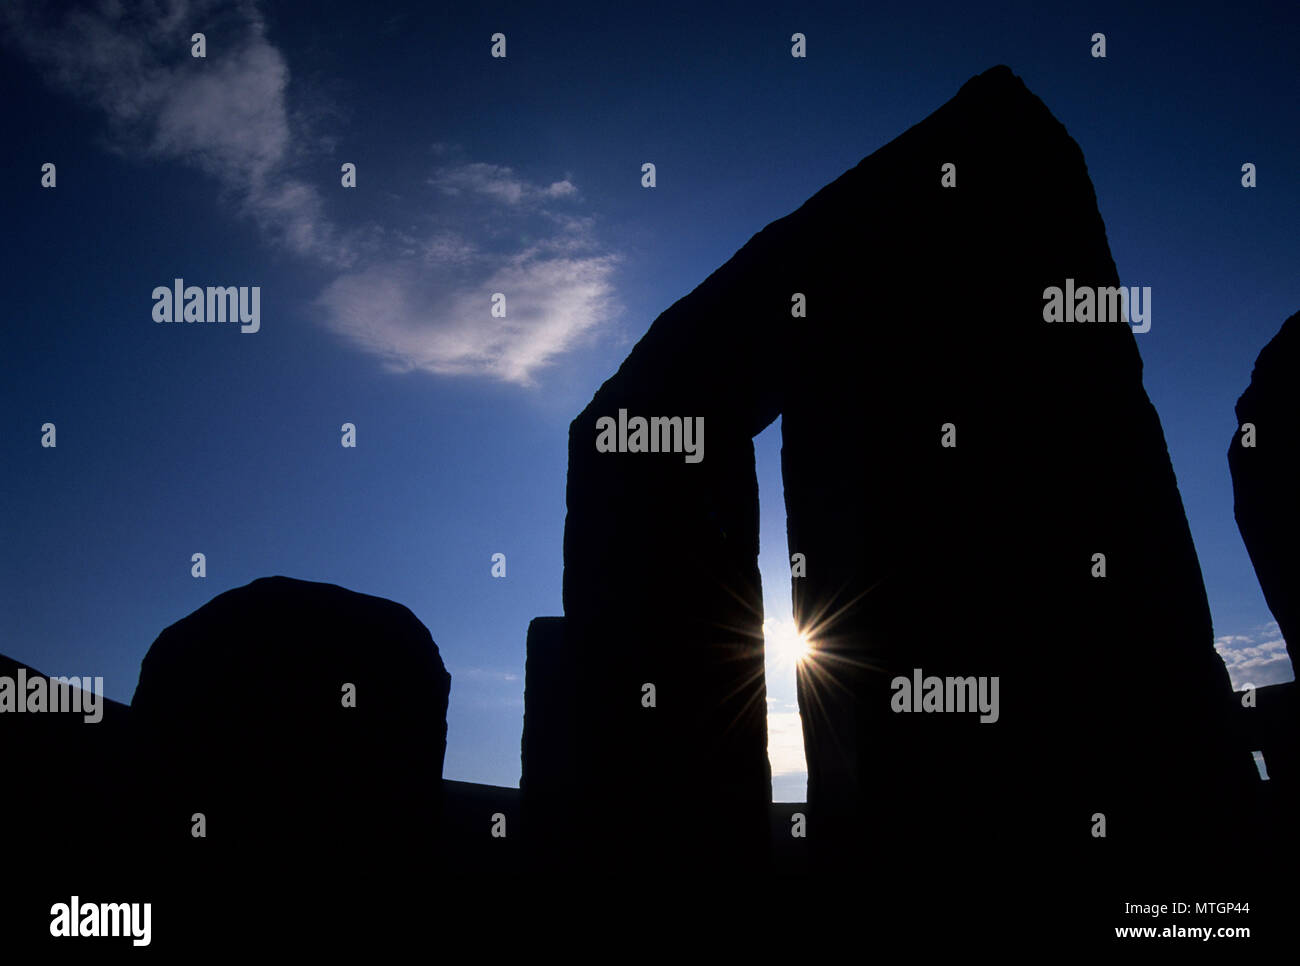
[2,0,1296,800]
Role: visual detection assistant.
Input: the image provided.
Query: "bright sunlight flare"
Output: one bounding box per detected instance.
[763,618,811,666]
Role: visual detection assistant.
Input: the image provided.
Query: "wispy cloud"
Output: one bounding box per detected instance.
[455,666,522,684]
[3,0,620,384]
[316,160,619,386]
[1215,621,1292,689]
[430,161,578,205]
[3,0,352,265]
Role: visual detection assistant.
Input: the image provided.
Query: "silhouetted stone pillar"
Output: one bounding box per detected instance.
[561,412,773,880]
[129,576,450,941]
[781,68,1255,902]
[1229,312,1300,859]
[520,616,574,859]
[1229,311,1300,658]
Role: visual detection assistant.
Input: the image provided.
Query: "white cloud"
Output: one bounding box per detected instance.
[315,230,619,386]
[766,710,807,778]
[148,38,290,184]
[4,0,620,384]
[1214,621,1292,689]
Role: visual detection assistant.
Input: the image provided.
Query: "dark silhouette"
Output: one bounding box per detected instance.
[2,654,135,940]
[519,616,576,857]
[7,65,1293,949]
[129,576,450,946]
[1229,311,1300,657]
[1229,312,1300,812]
[524,65,1261,922]
[1234,682,1298,822]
